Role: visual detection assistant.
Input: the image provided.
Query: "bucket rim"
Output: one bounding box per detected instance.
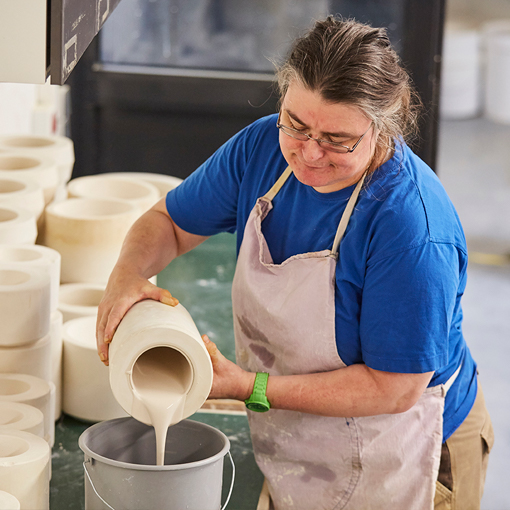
[78,417,231,471]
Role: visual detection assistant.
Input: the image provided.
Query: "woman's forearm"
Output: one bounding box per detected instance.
[261,364,434,417]
[203,334,434,418]
[112,210,177,280]
[112,198,205,280]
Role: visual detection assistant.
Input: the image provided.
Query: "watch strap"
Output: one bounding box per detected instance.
[245,372,270,412]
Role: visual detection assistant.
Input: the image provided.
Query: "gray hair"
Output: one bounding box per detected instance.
[276,16,422,169]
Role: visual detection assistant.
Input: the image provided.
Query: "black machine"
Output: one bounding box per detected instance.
[68,0,446,180]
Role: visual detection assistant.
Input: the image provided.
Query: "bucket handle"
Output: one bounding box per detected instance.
[83,451,236,510]
[222,451,236,510]
[83,460,115,510]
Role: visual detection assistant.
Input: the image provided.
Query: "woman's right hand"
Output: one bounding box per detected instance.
[96,268,179,366]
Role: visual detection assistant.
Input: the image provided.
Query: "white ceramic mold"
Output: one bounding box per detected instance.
[107,172,183,198]
[0,430,50,510]
[44,197,140,284]
[0,330,52,381]
[0,205,37,245]
[0,490,20,510]
[67,174,160,214]
[109,300,213,426]
[0,153,59,205]
[0,402,45,438]
[0,244,61,312]
[58,282,105,322]
[0,134,74,186]
[0,177,45,221]
[0,374,55,447]
[50,310,63,421]
[0,265,51,347]
[62,316,127,423]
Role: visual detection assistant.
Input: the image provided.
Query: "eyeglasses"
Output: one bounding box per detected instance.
[276,112,373,154]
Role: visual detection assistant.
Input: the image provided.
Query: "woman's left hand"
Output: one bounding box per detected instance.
[202,334,256,401]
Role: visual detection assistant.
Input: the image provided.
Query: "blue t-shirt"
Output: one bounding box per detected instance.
[166,114,477,442]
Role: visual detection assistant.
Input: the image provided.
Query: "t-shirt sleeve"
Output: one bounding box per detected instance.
[359,241,463,373]
[165,127,249,236]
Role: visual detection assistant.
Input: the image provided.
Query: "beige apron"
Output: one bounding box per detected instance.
[232,166,456,510]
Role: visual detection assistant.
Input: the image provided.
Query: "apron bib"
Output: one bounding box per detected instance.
[232,167,450,510]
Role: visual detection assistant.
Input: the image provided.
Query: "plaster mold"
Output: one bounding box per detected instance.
[67,175,160,214]
[0,491,20,510]
[0,135,75,186]
[0,331,52,382]
[0,153,59,205]
[0,430,50,510]
[52,182,68,203]
[0,245,61,312]
[0,402,45,438]
[58,283,105,322]
[0,374,55,447]
[0,265,51,346]
[108,172,183,198]
[0,177,45,221]
[109,300,213,425]
[62,316,128,423]
[44,198,140,284]
[50,311,63,421]
[0,205,37,245]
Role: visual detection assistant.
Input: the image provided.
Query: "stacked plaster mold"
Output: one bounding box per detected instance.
[0,133,183,506]
[52,172,184,422]
[66,174,160,214]
[44,197,141,284]
[0,134,73,509]
[62,316,128,422]
[0,489,21,509]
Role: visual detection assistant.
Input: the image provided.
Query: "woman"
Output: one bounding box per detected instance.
[97,17,493,510]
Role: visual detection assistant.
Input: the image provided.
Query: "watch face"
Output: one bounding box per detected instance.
[247,401,269,412]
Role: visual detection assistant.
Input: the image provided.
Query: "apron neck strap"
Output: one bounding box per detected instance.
[331,172,367,257]
[263,166,293,202]
[263,165,366,257]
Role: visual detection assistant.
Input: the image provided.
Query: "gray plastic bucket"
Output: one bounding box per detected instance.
[79,417,234,510]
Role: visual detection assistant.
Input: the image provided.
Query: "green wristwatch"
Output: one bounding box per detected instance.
[245,372,271,412]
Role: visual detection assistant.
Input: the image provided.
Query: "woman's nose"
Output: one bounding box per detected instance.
[301,139,326,162]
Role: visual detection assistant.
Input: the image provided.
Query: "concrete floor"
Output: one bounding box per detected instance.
[437,118,510,510]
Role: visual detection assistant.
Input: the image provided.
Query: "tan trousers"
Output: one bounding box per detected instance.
[257,383,494,510]
[435,383,494,510]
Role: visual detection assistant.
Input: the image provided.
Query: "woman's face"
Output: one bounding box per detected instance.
[279,81,377,193]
